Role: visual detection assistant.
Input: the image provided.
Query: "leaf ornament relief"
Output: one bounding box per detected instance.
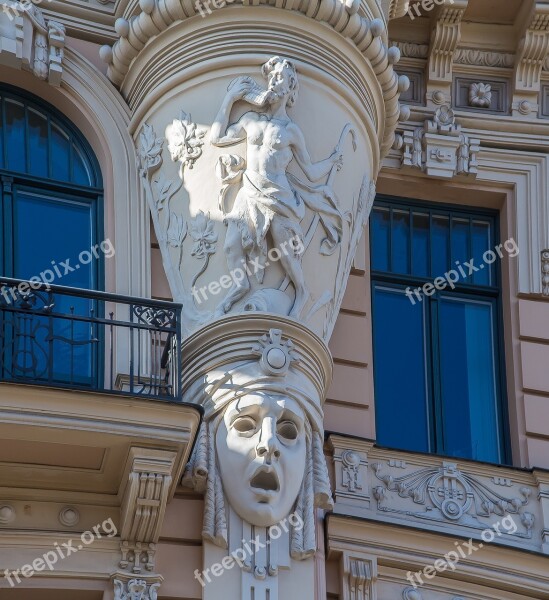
[371,461,535,539]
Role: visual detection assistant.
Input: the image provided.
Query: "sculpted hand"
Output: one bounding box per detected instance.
[228,76,255,101]
[331,150,344,170]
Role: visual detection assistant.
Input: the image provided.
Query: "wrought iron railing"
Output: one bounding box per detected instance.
[0,277,182,400]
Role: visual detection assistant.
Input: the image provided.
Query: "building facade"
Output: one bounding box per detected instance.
[1,0,549,599]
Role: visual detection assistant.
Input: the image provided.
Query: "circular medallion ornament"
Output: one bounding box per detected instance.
[0,505,15,524]
[59,506,80,527]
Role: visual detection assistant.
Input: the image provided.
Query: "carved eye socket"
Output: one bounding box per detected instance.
[232,416,256,434]
[277,420,298,441]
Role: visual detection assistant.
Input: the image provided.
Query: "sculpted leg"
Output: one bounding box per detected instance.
[271,217,309,318]
[217,221,250,314]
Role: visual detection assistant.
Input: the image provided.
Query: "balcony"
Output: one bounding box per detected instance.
[0,276,181,399]
[0,278,201,569]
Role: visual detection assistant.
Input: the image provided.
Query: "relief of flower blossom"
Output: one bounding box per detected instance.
[469,82,492,108]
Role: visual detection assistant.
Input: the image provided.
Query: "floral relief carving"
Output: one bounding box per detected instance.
[468,82,492,108]
[137,122,211,332]
[189,211,218,293]
[166,111,206,179]
[371,460,534,539]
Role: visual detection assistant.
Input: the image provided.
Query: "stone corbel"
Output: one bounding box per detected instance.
[513,2,549,118]
[425,1,468,108]
[395,106,480,179]
[386,0,410,20]
[341,552,377,600]
[0,1,65,86]
[118,448,177,575]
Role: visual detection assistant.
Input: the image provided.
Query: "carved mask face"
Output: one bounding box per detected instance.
[216,392,306,527]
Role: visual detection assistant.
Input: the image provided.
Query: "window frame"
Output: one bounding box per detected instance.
[0,85,104,287]
[0,85,105,390]
[370,195,511,465]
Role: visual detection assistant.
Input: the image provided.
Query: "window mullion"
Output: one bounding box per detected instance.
[429,293,445,455]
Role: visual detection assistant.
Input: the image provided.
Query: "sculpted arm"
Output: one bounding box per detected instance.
[289,124,342,182]
[210,79,256,147]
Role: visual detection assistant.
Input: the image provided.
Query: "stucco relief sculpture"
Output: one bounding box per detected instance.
[395,105,480,179]
[209,56,347,318]
[182,326,333,561]
[371,460,535,539]
[137,56,374,342]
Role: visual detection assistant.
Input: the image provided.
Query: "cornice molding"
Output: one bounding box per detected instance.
[454,48,515,69]
[391,40,429,60]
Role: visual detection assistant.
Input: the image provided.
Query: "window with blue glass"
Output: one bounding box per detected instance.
[0,86,103,387]
[370,197,509,464]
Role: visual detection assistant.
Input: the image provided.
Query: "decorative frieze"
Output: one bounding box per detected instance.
[0,1,65,85]
[391,41,429,60]
[394,106,480,179]
[328,436,549,556]
[454,48,515,69]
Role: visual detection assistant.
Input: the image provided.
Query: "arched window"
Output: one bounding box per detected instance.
[0,85,104,387]
[0,85,103,288]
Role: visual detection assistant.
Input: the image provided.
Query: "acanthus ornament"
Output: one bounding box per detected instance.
[372,460,534,539]
[454,49,515,68]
